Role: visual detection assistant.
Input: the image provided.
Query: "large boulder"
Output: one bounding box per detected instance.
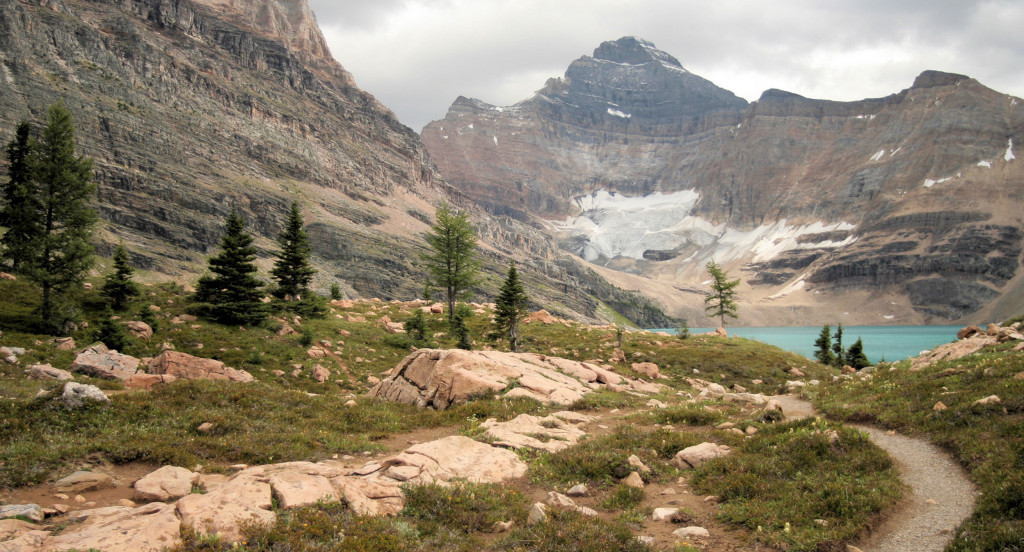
[125,321,153,340]
[71,344,141,380]
[672,442,732,469]
[369,349,659,410]
[24,364,73,381]
[148,351,253,382]
[60,383,110,410]
[134,466,200,502]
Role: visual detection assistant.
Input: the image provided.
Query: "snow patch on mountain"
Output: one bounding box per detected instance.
[557,190,856,265]
[1006,138,1015,161]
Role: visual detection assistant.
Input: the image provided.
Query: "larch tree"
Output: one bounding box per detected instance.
[704,260,739,327]
[1,121,41,272]
[271,201,315,301]
[22,103,97,333]
[194,209,266,325]
[422,203,480,324]
[101,243,140,311]
[491,261,529,352]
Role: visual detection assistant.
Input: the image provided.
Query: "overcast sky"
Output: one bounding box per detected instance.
[308,0,1024,132]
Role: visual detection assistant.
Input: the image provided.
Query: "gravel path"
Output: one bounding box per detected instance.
[772,395,976,552]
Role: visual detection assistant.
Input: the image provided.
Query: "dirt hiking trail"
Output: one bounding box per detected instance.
[772,395,977,552]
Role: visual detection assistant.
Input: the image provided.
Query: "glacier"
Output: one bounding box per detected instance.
[557,189,856,266]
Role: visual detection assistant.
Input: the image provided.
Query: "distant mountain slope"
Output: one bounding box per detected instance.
[0,2,675,326]
[422,37,1024,324]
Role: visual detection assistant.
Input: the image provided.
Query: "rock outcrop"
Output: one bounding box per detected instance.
[148,351,254,382]
[368,349,662,409]
[910,322,1023,370]
[0,435,529,550]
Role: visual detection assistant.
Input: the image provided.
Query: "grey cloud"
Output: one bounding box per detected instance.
[308,0,1024,131]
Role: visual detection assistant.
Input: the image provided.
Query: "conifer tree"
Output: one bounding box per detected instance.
[271,201,315,301]
[194,209,266,325]
[422,203,480,324]
[831,323,846,367]
[404,308,426,343]
[452,307,471,350]
[1,121,41,271]
[93,306,132,352]
[102,244,139,311]
[22,103,97,333]
[846,338,871,369]
[704,260,739,327]
[491,261,529,352]
[814,324,836,366]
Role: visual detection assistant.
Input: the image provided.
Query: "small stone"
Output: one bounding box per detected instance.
[52,504,69,514]
[972,395,1002,406]
[55,471,115,493]
[933,401,948,411]
[545,491,576,508]
[197,422,216,434]
[636,536,655,545]
[493,520,514,532]
[574,506,598,517]
[703,495,718,503]
[622,472,645,489]
[345,400,357,407]
[628,455,651,473]
[53,494,69,500]
[566,484,588,497]
[744,426,758,435]
[74,495,87,503]
[528,503,547,525]
[659,488,677,495]
[652,507,679,521]
[925,499,937,505]
[118,499,137,507]
[886,430,896,436]
[672,526,710,538]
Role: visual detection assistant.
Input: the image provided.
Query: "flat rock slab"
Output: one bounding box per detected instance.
[369,349,661,409]
[54,471,115,493]
[0,503,180,552]
[481,411,592,452]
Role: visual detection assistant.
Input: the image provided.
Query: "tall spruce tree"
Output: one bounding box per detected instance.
[704,260,739,327]
[814,324,836,366]
[194,209,266,325]
[271,201,315,301]
[422,203,480,324]
[22,103,97,333]
[1,121,41,271]
[831,323,846,367]
[491,261,529,352]
[102,244,140,311]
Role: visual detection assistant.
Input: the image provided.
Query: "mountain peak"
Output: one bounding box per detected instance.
[911,70,971,89]
[592,36,684,69]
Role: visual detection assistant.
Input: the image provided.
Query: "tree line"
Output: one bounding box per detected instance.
[1,104,531,349]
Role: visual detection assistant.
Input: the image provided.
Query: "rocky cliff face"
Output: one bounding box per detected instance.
[0,2,675,326]
[422,38,1024,324]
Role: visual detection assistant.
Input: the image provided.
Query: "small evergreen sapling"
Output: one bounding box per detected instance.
[102,244,140,311]
[846,338,871,369]
[491,261,529,352]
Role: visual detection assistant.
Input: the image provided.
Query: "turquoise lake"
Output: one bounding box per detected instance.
[650,325,963,364]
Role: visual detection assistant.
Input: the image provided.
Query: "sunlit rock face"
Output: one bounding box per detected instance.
[423,38,1024,322]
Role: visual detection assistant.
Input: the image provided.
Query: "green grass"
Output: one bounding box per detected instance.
[690,417,904,551]
[0,278,908,551]
[806,346,1024,551]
